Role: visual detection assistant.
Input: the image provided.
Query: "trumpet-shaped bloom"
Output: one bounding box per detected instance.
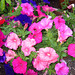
[39,17,53,29]
[12,57,27,74]
[67,44,75,57]
[6,50,17,62]
[21,46,36,56]
[38,47,59,63]
[21,3,34,16]
[55,62,69,75]
[28,32,42,44]
[5,32,21,50]
[22,38,36,47]
[53,16,65,29]
[57,24,73,43]
[28,22,42,34]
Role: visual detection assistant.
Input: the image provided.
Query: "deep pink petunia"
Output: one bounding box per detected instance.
[21,3,34,16]
[28,22,42,34]
[67,44,75,57]
[5,32,21,50]
[55,62,69,75]
[53,16,65,29]
[28,32,42,44]
[0,30,5,47]
[24,69,38,75]
[12,57,27,74]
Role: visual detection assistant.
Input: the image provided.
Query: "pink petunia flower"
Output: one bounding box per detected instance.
[0,48,3,56]
[28,32,42,44]
[0,30,5,47]
[21,3,34,16]
[53,16,65,29]
[39,17,53,29]
[38,47,59,63]
[67,44,75,57]
[5,50,17,62]
[55,62,69,75]
[21,46,36,56]
[57,24,73,43]
[28,22,42,34]
[5,32,21,50]
[24,69,38,75]
[21,37,36,47]
[33,56,49,71]
[12,57,27,74]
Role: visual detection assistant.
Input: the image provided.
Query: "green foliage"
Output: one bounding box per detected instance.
[6,0,11,6]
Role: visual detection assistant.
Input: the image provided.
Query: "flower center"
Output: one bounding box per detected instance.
[14,39,16,41]
[47,53,51,56]
[26,49,28,51]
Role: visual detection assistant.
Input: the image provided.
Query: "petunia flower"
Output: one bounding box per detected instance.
[0,30,6,47]
[14,14,32,26]
[12,57,27,74]
[0,17,5,25]
[5,32,21,50]
[0,48,3,56]
[0,52,6,63]
[55,62,69,75]
[67,43,75,57]
[21,3,34,16]
[43,0,50,4]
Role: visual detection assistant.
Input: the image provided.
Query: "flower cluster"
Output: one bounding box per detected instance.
[0,0,75,75]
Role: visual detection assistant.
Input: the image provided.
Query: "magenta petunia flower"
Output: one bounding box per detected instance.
[21,3,34,16]
[57,24,73,43]
[39,17,53,29]
[0,30,5,47]
[53,16,65,29]
[38,47,59,63]
[67,44,75,57]
[28,22,42,34]
[5,32,21,50]
[28,32,42,44]
[0,48,3,56]
[24,69,38,75]
[12,57,27,74]
[5,50,17,62]
[55,62,69,75]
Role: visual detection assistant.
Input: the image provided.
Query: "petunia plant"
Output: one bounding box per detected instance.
[0,0,75,75]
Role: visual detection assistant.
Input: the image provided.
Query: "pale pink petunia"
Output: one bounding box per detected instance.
[14,3,19,10]
[21,3,34,16]
[21,37,36,47]
[24,69,38,75]
[38,47,59,63]
[57,24,73,43]
[5,32,21,50]
[33,56,49,71]
[0,17,2,20]
[53,16,65,29]
[0,48,3,56]
[55,62,69,75]
[67,44,75,57]
[39,17,53,29]
[28,32,42,44]
[5,50,17,62]
[12,57,27,74]
[21,46,36,56]
[28,22,42,34]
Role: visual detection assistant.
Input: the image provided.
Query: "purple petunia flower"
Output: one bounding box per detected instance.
[43,0,50,4]
[0,52,6,63]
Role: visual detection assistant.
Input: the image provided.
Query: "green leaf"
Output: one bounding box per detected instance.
[60,47,67,51]
[6,0,11,6]
[61,52,68,59]
[0,0,5,11]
